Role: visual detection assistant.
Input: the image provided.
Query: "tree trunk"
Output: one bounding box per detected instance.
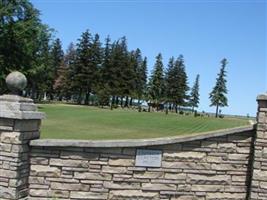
[125,96,129,108]
[116,96,119,105]
[77,89,82,105]
[130,98,133,107]
[85,89,90,105]
[120,96,124,108]
[175,104,178,113]
[31,83,36,100]
[43,92,47,101]
[215,104,219,118]
[111,96,115,110]
[165,102,168,115]
[49,93,54,101]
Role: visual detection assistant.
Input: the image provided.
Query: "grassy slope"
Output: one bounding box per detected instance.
[39,104,249,140]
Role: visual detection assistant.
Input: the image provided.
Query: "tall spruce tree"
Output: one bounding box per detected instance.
[73,30,99,105]
[98,36,113,107]
[28,24,52,100]
[148,53,165,110]
[108,37,131,107]
[128,50,139,106]
[120,37,134,107]
[138,56,148,102]
[165,57,176,108]
[50,38,64,99]
[53,61,66,100]
[175,55,189,110]
[129,48,145,105]
[0,0,53,95]
[209,58,228,117]
[189,74,200,112]
[90,33,103,104]
[64,42,76,95]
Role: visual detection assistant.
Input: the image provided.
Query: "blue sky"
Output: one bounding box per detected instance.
[31,0,266,116]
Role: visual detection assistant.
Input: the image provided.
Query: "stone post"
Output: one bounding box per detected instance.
[250,93,267,199]
[0,72,45,199]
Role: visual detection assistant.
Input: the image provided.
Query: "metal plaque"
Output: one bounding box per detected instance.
[135,149,162,167]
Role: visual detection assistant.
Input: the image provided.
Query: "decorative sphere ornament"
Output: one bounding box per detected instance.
[5,71,27,95]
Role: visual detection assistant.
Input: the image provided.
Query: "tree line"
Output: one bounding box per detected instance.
[0,0,228,117]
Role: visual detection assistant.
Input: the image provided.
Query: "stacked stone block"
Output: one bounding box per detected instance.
[251,93,267,199]
[0,95,44,199]
[29,130,254,200]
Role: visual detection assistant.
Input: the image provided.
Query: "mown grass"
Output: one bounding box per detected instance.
[39,104,249,140]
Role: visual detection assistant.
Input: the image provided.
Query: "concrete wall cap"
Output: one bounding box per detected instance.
[30,125,255,148]
[0,95,33,103]
[0,95,45,119]
[257,93,267,101]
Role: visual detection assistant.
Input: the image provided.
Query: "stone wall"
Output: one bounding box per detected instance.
[250,94,267,199]
[28,128,255,200]
[0,95,44,199]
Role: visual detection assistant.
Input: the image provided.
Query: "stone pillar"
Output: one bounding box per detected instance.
[0,72,44,199]
[250,93,267,199]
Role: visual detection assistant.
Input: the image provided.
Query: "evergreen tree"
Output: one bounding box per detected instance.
[119,37,134,107]
[73,30,98,105]
[64,43,77,97]
[108,37,131,107]
[189,74,200,112]
[0,0,53,94]
[90,33,103,104]
[165,55,189,113]
[148,53,165,110]
[135,49,147,103]
[28,25,53,100]
[209,58,228,117]
[50,38,64,99]
[174,55,189,109]
[98,36,113,107]
[165,57,176,107]
[53,61,67,100]
[128,50,139,106]
[139,56,148,101]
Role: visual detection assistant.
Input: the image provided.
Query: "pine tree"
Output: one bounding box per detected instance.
[128,50,139,106]
[50,38,64,99]
[98,36,113,107]
[121,37,134,107]
[148,53,165,110]
[28,24,52,100]
[108,37,131,107]
[108,40,123,105]
[73,30,98,105]
[134,49,147,103]
[165,57,176,105]
[53,61,67,100]
[64,42,76,94]
[139,56,148,101]
[189,74,200,112]
[0,0,53,95]
[90,33,103,104]
[175,55,189,110]
[209,58,228,117]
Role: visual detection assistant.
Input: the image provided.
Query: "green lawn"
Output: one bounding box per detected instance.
[39,104,249,140]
